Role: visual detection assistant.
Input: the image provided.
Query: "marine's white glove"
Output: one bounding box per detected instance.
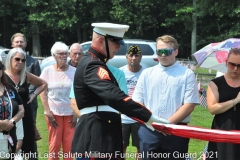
[145,114,170,131]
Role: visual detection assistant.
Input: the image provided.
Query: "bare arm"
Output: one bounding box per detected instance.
[40,88,58,128]
[70,98,80,118]
[168,103,195,124]
[207,81,239,114]
[11,104,24,122]
[26,72,47,103]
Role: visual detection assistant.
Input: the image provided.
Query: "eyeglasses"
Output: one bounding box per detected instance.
[57,52,69,56]
[156,49,176,56]
[227,62,240,70]
[14,57,26,63]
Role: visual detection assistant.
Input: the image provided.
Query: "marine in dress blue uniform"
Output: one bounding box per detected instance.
[71,23,168,159]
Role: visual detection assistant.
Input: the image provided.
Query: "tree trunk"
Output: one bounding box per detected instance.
[154,25,156,39]
[191,0,197,55]
[3,16,7,47]
[138,23,143,37]
[83,27,88,42]
[76,21,82,43]
[32,23,41,57]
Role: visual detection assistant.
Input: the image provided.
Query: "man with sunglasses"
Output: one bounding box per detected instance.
[132,35,199,160]
[11,33,41,160]
[72,23,170,159]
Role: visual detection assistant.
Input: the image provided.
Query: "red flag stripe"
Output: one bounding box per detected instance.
[152,123,240,144]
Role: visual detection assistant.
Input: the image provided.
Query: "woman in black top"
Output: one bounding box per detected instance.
[0,58,24,156]
[4,48,47,156]
[207,48,240,160]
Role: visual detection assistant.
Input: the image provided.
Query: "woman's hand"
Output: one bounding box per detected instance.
[0,119,14,131]
[46,110,58,128]
[27,94,36,104]
[235,92,240,104]
[69,115,77,128]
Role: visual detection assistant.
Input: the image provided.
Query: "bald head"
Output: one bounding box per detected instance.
[69,43,83,67]
[70,43,82,51]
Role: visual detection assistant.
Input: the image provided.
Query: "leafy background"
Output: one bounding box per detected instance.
[0,0,240,57]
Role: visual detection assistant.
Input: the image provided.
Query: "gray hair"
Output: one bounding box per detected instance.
[69,43,83,53]
[51,42,69,56]
[5,48,27,85]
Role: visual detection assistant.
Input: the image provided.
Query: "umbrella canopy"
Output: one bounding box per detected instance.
[193,42,220,65]
[193,38,240,73]
[199,48,229,73]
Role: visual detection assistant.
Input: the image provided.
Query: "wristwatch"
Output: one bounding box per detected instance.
[10,119,16,126]
[33,92,37,96]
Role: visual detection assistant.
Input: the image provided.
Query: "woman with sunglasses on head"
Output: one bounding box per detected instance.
[4,47,47,158]
[207,48,240,160]
[0,56,24,159]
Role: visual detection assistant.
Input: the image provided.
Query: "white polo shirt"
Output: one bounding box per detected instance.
[132,62,199,123]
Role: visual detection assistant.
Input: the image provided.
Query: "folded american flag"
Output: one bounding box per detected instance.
[152,123,240,144]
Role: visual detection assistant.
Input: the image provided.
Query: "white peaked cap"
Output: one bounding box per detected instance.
[92,22,129,38]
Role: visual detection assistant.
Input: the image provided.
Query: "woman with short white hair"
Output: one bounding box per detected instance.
[40,42,77,160]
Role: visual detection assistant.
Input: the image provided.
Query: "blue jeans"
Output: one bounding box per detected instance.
[138,125,189,160]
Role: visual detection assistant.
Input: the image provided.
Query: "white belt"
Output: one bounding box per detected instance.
[80,105,118,115]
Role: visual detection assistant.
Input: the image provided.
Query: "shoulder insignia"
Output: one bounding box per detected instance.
[123,96,131,102]
[97,67,111,80]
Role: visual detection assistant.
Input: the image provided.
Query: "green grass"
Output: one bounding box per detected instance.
[195,67,217,75]
[36,98,213,160]
[36,97,48,160]
[188,106,214,159]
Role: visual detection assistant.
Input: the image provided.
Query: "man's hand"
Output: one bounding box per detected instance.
[145,115,170,133]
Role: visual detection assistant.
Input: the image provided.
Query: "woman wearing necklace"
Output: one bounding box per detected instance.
[0,56,24,158]
[207,48,240,160]
[4,48,47,158]
[40,42,77,160]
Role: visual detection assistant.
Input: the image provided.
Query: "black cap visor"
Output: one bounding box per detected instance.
[107,35,125,45]
[94,31,125,45]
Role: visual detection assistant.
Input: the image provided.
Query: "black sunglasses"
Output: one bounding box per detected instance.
[14,57,26,63]
[227,62,240,70]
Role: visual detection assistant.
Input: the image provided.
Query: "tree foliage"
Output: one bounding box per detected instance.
[0,0,240,57]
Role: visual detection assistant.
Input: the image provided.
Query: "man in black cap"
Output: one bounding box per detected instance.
[119,45,145,159]
[72,22,169,159]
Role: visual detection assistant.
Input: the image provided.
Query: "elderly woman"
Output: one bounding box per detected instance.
[4,48,47,157]
[0,56,24,158]
[40,42,77,160]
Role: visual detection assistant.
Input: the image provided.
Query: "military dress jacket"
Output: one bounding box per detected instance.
[74,46,151,120]
[72,46,151,156]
